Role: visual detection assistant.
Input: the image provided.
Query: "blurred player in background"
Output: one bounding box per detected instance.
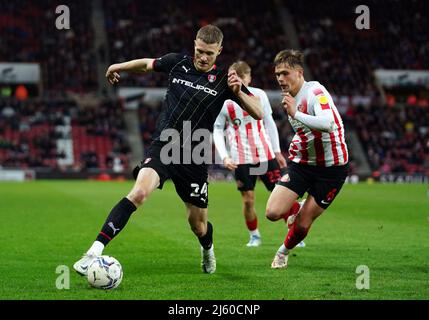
[267,49,349,268]
[213,61,305,248]
[73,25,262,275]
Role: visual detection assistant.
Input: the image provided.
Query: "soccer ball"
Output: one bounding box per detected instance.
[87,255,123,289]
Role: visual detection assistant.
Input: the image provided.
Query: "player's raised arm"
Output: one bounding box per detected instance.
[282,90,334,133]
[105,58,155,84]
[228,70,263,120]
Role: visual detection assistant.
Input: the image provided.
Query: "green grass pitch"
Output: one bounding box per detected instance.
[0,180,428,300]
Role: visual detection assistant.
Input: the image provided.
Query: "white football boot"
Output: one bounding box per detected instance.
[73,253,97,276]
[246,234,262,247]
[201,245,216,274]
[271,251,289,269]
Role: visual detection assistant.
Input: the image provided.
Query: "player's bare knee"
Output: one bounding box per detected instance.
[127,188,149,207]
[265,206,280,221]
[243,199,254,211]
[242,192,254,207]
[190,223,206,237]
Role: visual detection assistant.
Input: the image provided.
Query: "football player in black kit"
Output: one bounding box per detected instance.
[73,25,262,275]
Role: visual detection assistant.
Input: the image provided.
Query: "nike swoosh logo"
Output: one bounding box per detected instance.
[81,265,88,270]
[321,200,330,205]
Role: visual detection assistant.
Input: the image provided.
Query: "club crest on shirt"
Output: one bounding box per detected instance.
[208,74,216,83]
[233,118,241,127]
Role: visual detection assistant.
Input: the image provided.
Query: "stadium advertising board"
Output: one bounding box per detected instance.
[374,69,429,88]
[0,63,41,84]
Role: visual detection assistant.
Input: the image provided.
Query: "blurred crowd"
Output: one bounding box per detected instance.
[288,0,429,96]
[0,0,97,96]
[1,0,428,175]
[352,104,429,175]
[103,0,288,89]
[0,98,130,170]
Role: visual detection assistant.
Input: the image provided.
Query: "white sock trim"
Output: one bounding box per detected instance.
[87,240,104,256]
[249,229,261,237]
[277,243,289,255]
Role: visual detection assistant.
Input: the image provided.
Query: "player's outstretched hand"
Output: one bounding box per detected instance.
[281,92,297,118]
[228,70,242,95]
[223,157,238,171]
[106,64,121,85]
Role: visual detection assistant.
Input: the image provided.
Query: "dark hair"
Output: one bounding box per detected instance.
[229,61,251,78]
[274,49,304,68]
[196,24,223,45]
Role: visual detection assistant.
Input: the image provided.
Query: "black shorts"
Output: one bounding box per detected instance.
[234,159,284,192]
[132,143,209,208]
[277,161,349,209]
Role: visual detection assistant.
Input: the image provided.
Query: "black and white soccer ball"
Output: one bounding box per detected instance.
[87,255,123,289]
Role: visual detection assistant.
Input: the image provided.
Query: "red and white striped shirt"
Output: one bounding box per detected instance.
[214,87,277,164]
[288,81,348,167]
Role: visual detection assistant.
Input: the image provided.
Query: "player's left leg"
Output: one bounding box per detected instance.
[271,195,323,269]
[240,190,262,247]
[186,203,216,274]
[235,164,261,246]
[171,163,215,273]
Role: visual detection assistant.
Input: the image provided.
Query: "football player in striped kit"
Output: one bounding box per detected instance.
[214,61,305,248]
[267,50,349,269]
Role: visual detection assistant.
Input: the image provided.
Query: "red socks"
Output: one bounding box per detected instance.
[284,222,308,249]
[282,201,300,222]
[246,218,258,231]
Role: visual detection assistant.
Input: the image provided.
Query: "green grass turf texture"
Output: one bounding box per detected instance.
[0,180,428,300]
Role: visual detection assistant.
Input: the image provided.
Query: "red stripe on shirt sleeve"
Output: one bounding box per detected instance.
[257,121,273,161]
[246,123,259,163]
[227,102,245,164]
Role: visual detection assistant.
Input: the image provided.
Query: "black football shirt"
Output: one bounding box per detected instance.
[151,53,251,149]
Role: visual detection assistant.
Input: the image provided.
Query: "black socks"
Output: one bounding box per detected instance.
[198,221,213,250]
[96,197,137,246]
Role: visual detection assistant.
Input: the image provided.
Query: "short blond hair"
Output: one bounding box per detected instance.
[274,49,304,69]
[196,24,223,45]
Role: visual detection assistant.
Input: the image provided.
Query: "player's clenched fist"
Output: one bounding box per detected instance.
[281,92,297,118]
[106,64,121,85]
[227,70,242,94]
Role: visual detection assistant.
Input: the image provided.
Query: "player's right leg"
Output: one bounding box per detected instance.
[185,203,216,274]
[272,195,323,267]
[73,168,160,276]
[266,185,300,269]
[235,164,261,246]
[241,190,261,247]
[266,162,310,268]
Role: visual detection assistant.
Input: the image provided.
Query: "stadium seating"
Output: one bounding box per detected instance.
[1,0,428,178]
[0,0,97,95]
[353,104,429,175]
[103,0,288,89]
[0,98,130,171]
[287,0,429,96]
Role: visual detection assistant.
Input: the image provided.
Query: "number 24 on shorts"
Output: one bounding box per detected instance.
[190,183,208,198]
